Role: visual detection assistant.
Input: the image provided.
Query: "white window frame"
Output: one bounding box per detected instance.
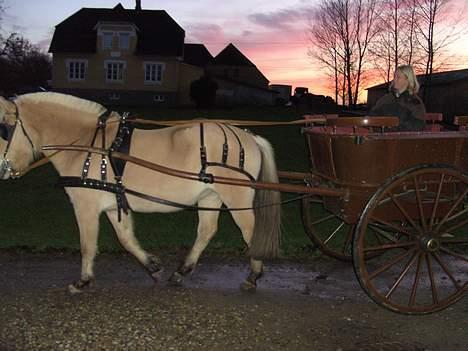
[66,59,88,81]
[104,60,126,83]
[118,32,130,49]
[144,61,165,84]
[102,32,114,50]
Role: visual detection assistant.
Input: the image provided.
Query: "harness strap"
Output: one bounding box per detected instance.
[63,110,133,221]
[58,176,295,212]
[109,113,134,221]
[223,124,245,169]
[198,123,255,183]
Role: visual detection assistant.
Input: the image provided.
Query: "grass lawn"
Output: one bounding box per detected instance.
[0,106,318,258]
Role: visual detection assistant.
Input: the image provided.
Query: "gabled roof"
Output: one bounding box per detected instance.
[212,43,256,67]
[183,43,213,67]
[367,68,468,90]
[49,3,184,56]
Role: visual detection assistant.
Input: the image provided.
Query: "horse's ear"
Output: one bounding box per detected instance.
[0,97,15,123]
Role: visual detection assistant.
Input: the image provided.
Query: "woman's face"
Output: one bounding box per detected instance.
[393,70,409,93]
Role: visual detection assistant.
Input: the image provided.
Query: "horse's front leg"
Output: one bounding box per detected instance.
[106,209,163,282]
[68,200,100,294]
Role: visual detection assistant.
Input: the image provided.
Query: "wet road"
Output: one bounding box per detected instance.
[0,252,466,350]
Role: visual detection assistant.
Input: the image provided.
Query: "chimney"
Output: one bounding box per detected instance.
[135,0,142,10]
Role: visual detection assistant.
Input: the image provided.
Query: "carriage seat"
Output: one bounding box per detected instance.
[454,116,468,131]
[422,112,443,132]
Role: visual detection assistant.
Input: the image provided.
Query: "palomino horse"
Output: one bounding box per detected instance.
[0,92,281,293]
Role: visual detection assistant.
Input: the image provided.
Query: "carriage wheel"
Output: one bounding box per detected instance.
[353,165,467,314]
[301,196,355,261]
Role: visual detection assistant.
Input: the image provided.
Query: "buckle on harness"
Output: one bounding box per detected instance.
[199,172,214,184]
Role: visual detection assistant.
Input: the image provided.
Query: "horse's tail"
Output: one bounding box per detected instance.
[249,135,282,259]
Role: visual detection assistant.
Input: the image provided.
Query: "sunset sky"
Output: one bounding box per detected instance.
[2,0,468,99]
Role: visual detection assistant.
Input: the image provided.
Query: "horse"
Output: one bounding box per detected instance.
[0,92,281,293]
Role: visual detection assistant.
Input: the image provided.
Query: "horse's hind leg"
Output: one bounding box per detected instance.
[106,209,163,282]
[169,193,222,285]
[230,209,264,291]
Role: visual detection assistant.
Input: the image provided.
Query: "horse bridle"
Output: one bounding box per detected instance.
[0,101,37,178]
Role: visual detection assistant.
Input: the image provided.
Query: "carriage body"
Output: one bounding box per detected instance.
[304,126,468,224]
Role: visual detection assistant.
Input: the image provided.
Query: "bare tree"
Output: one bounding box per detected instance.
[369,0,424,83]
[308,0,379,107]
[413,0,467,101]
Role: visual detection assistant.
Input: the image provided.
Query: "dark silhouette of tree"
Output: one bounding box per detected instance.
[0,33,51,95]
[190,74,218,108]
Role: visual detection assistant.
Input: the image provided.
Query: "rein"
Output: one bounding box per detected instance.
[125,118,311,127]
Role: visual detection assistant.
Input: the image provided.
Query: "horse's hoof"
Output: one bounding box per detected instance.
[168,271,184,286]
[240,280,257,292]
[68,283,83,295]
[150,268,164,282]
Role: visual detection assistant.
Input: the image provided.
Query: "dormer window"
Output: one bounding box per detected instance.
[119,32,130,49]
[96,23,138,51]
[102,32,113,49]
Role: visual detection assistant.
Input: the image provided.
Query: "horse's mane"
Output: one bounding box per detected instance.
[18,92,107,119]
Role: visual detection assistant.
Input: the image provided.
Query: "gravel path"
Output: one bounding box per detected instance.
[0,252,466,351]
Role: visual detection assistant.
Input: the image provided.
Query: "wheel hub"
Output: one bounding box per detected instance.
[420,236,440,252]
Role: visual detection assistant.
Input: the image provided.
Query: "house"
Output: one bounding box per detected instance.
[367,68,468,120]
[49,2,205,106]
[206,43,276,106]
[48,2,274,107]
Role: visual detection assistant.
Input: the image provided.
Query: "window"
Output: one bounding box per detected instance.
[102,32,113,49]
[119,33,130,49]
[105,61,125,82]
[67,60,87,81]
[144,62,164,83]
[153,95,165,102]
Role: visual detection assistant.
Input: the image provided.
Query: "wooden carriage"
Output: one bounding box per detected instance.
[294,115,468,314]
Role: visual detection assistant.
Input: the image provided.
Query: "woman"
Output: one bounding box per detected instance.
[370,65,426,131]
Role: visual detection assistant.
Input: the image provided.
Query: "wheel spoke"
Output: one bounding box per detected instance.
[323,221,345,245]
[439,247,468,263]
[440,238,468,245]
[413,176,428,232]
[341,227,353,254]
[389,193,423,235]
[432,252,462,290]
[409,253,424,306]
[370,216,414,236]
[429,173,445,230]
[364,241,416,252]
[311,214,335,226]
[368,248,415,280]
[434,189,468,233]
[385,251,418,299]
[441,216,468,235]
[426,253,439,304]
[369,223,403,243]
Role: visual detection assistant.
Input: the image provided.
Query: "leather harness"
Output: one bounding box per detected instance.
[57,112,256,221]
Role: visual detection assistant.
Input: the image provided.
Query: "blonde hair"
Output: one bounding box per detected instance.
[390,65,420,95]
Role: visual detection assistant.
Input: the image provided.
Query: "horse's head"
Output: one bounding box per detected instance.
[0,97,37,179]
